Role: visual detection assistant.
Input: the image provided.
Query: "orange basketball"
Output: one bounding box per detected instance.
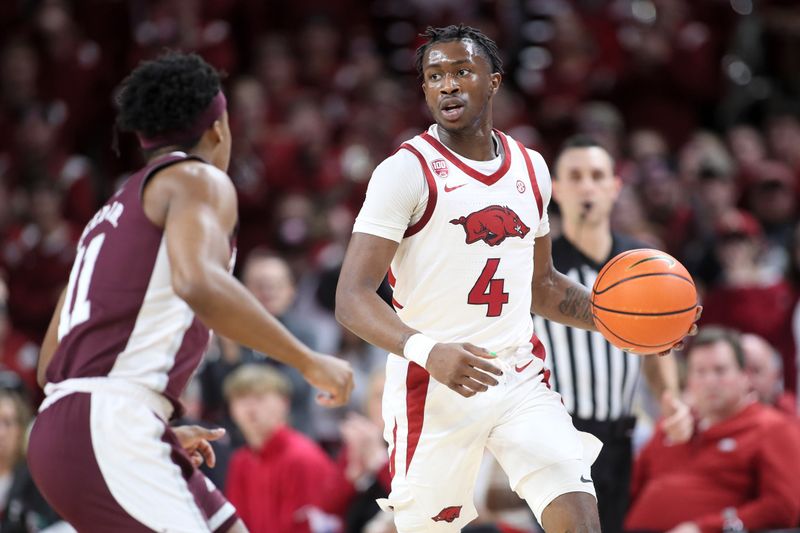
[591,249,697,355]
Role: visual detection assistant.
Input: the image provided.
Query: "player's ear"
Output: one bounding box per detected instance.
[489,72,501,95]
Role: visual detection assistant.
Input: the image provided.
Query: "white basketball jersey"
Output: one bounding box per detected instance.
[389,127,550,354]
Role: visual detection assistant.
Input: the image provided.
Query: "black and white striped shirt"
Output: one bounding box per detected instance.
[534,234,644,421]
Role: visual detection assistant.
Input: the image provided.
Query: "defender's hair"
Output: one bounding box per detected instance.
[414,24,504,77]
[115,52,221,150]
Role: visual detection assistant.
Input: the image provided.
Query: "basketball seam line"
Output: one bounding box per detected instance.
[593,272,695,296]
[592,249,641,294]
[591,303,698,317]
[592,314,686,348]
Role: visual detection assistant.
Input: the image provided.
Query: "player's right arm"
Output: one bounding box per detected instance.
[145,161,353,407]
[37,288,66,387]
[335,153,501,398]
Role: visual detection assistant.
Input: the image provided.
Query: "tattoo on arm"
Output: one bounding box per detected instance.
[558,287,593,324]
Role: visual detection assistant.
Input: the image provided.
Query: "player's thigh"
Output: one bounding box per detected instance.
[487,379,601,522]
[381,357,490,532]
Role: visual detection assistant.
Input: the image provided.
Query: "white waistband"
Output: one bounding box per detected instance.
[40,377,174,421]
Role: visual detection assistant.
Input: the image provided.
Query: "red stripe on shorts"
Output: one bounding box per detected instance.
[405,362,429,474]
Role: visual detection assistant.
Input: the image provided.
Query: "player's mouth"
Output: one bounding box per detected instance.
[440,98,465,121]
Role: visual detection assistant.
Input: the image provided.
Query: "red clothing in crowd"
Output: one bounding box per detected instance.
[625,403,800,532]
[318,443,391,518]
[225,426,336,533]
[702,281,797,393]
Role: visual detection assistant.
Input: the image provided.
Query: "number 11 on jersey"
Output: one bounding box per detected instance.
[58,234,106,340]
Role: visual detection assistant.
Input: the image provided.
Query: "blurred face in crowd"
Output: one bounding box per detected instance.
[229,390,289,450]
[243,257,295,317]
[687,340,749,423]
[553,146,621,229]
[741,334,782,405]
[0,397,23,467]
[421,39,500,134]
[726,125,765,166]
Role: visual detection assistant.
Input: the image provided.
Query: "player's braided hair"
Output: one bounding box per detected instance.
[414,24,504,78]
[115,52,221,144]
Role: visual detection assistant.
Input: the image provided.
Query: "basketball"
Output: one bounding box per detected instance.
[591,249,697,355]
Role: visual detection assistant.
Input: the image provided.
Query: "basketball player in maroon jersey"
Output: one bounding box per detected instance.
[27,52,353,532]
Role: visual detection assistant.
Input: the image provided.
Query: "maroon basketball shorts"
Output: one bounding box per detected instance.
[28,380,239,532]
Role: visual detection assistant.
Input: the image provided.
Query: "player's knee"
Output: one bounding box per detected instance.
[540,492,600,533]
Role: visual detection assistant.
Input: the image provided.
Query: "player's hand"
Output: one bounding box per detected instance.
[655,306,703,357]
[172,425,226,468]
[302,352,355,408]
[425,343,503,398]
[660,391,693,444]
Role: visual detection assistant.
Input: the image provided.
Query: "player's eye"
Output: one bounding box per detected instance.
[458,68,470,76]
[429,73,442,81]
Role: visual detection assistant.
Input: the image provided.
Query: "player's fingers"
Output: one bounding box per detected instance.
[687,323,698,336]
[462,366,499,387]
[197,440,216,468]
[462,343,495,359]
[695,305,703,321]
[466,355,503,376]
[451,383,477,398]
[190,451,203,469]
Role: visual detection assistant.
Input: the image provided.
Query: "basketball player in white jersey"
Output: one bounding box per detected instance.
[336,25,695,532]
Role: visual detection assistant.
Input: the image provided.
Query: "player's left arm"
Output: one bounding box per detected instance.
[37,288,66,387]
[531,234,597,331]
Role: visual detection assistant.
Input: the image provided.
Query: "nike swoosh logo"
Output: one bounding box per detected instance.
[514,360,533,373]
[580,475,593,483]
[444,184,466,193]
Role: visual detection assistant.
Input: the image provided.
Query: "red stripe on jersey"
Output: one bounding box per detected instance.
[389,418,398,481]
[400,144,438,238]
[387,267,396,288]
[392,297,404,310]
[420,130,512,186]
[531,334,551,388]
[516,141,544,219]
[405,362,429,474]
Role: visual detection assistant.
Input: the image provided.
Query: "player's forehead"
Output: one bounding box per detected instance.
[423,39,489,70]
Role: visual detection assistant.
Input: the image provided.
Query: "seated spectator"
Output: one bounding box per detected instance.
[741,333,797,417]
[625,327,800,532]
[0,389,62,532]
[223,365,336,533]
[201,250,317,435]
[0,279,39,402]
[319,368,390,532]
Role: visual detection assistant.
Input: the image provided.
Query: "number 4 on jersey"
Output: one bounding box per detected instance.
[58,234,106,340]
[468,258,509,317]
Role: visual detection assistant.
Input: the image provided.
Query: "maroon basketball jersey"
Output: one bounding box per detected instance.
[47,152,230,414]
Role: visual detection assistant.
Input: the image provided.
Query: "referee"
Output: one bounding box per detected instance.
[534,136,693,532]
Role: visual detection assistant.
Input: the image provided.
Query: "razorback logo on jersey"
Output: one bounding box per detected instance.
[431,158,448,178]
[450,205,530,246]
[432,505,462,523]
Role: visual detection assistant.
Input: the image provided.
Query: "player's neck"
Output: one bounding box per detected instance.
[436,123,497,161]
[563,220,613,264]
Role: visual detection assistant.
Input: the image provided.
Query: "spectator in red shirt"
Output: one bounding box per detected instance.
[742,333,797,417]
[223,364,337,533]
[625,327,800,533]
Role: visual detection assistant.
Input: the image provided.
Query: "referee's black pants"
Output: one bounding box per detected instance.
[572,416,636,533]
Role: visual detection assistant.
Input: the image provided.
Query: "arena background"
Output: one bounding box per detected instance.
[0,0,799,532]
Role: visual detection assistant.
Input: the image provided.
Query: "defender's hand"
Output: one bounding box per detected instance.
[172,425,226,468]
[303,352,355,407]
[425,343,503,398]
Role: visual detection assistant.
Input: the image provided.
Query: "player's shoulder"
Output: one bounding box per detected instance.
[372,139,426,178]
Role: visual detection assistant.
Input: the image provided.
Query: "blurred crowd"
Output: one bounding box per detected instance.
[1,0,800,531]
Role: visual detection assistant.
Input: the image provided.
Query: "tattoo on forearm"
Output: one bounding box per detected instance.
[558,287,593,324]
